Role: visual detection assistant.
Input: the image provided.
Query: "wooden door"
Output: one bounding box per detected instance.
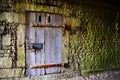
[26,12,62,76]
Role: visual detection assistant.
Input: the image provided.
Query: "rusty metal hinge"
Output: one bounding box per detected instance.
[32,24,65,29]
[30,63,69,69]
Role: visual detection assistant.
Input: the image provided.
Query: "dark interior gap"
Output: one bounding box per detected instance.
[48,16,51,23]
[39,16,41,23]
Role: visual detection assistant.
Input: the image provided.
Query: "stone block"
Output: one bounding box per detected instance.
[0,50,5,54]
[15,13,25,24]
[0,12,6,21]
[0,69,14,78]
[0,57,12,68]
[17,49,25,67]
[0,53,3,57]
[14,68,25,77]
[2,34,11,46]
[0,78,13,80]
[5,12,14,23]
[4,53,9,57]
[17,24,25,67]
[0,68,25,78]
[0,50,4,57]
[5,12,25,24]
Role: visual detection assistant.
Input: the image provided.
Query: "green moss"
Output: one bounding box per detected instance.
[68,6,120,75]
[17,50,25,67]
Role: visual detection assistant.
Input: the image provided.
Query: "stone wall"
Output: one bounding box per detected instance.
[0,0,120,80]
[0,14,24,79]
[68,7,120,75]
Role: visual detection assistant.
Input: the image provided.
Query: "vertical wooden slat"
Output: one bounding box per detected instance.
[53,14,62,72]
[45,28,55,74]
[53,28,62,72]
[26,12,36,76]
[35,13,45,75]
[35,28,45,75]
[45,14,62,74]
[44,13,55,74]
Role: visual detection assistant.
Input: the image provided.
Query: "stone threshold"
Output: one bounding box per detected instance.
[0,71,80,80]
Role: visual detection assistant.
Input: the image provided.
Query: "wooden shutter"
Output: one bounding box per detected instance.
[26,12,62,76]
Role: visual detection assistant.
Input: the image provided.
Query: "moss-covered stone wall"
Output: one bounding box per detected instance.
[68,6,120,75]
[0,0,120,79]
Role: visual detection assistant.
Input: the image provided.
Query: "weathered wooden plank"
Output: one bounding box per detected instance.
[35,28,45,75]
[45,14,62,74]
[53,14,62,73]
[53,28,62,72]
[35,13,45,75]
[54,14,62,26]
[26,12,36,76]
[45,27,55,74]
[44,14,55,74]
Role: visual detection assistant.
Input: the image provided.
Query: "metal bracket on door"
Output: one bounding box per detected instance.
[30,63,70,69]
[32,24,65,29]
[27,43,43,50]
[32,43,43,49]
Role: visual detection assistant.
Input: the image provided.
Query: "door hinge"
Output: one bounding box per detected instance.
[30,63,69,69]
